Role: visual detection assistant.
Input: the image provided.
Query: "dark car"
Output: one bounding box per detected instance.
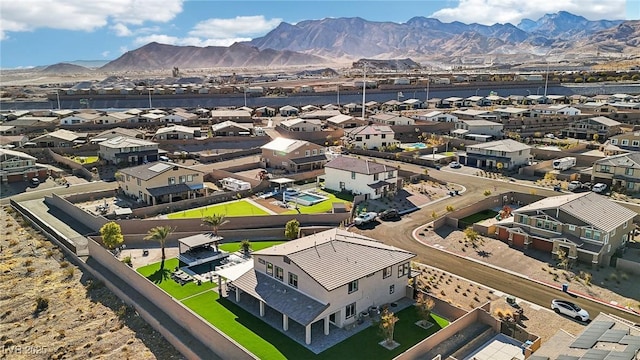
[378,208,399,220]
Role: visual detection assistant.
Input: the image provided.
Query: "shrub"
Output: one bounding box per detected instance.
[8,239,18,247]
[24,259,33,266]
[121,256,132,266]
[35,297,49,313]
[26,266,35,274]
[64,267,75,279]
[59,261,70,268]
[483,190,492,196]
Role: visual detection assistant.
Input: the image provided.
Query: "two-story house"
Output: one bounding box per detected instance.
[98,136,160,165]
[496,192,636,267]
[463,139,532,170]
[591,152,640,193]
[227,228,416,345]
[561,116,622,140]
[0,148,48,183]
[606,132,640,154]
[260,138,327,173]
[343,124,399,150]
[451,120,504,141]
[323,156,399,199]
[118,161,206,205]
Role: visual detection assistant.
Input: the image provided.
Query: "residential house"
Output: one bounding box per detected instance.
[60,112,102,125]
[531,104,581,116]
[300,110,341,120]
[300,105,319,112]
[451,109,489,120]
[278,119,322,132]
[412,110,458,123]
[492,107,530,121]
[463,139,532,169]
[323,156,399,199]
[260,137,327,173]
[0,125,17,136]
[138,113,165,123]
[326,114,362,129]
[495,192,636,267]
[98,136,159,165]
[343,124,398,150]
[591,152,640,192]
[575,102,617,114]
[4,117,58,133]
[153,125,202,140]
[369,113,415,126]
[118,161,206,205]
[401,98,424,110]
[161,111,199,123]
[606,131,640,152]
[31,129,87,147]
[0,135,29,149]
[442,97,464,108]
[229,228,415,345]
[211,121,252,137]
[463,96,490,107]
[279,105,299,117]
[91,128,145,143]
[210,109,253,123]
[561,116,622,140]
[0,148,48,183]
[104,111,137,123]
[452,120,504,141]
[255,106,276,117]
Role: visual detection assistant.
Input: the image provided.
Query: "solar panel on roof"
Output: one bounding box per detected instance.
[619,335,640,346]
[580,348,610,360]
[148,163,171,173]
[598,329,629,343]
[571,321,615,349]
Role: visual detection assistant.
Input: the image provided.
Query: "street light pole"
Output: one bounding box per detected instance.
[475,88,480,96]
[361,63,366,120]
[56,89,61,110]
[543,62,550,97]
[148,89,152,109]
[425,75,430,108]
[244,87,247,107]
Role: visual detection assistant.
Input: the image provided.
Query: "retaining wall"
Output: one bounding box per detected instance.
[45,193,109,232]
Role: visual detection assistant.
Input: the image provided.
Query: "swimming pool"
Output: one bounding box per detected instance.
[402,142,428,149]
[284,191,328,206]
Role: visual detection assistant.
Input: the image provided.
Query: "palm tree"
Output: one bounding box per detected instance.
[202,214,226,251]
[144,226,173,269]
[240,239,251,258]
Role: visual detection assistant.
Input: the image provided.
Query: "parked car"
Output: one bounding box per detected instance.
[378,208,399,220]
[449,161,462,169]
[551,299,590,322]
[592,183,607,194]
[30,177,40,186]
[354,212,377,225]
[568,181,582,191]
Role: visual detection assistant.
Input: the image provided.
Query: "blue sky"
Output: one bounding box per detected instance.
[1,0,638,68]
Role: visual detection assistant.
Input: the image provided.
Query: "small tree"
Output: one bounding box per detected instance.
[431,210,438,219]
[285,219,300,240]
[379,308,399,346]
[415,292,435,327]
[100,221,124,250]
[202,214,225,251]
[144,226,173,268]
[556,248,569,270]
[241,239,251,257]
[464,227,482,248]
[496,162,504,172]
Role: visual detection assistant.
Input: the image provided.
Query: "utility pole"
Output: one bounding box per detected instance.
[544,62,550,97]
[148,89,152,109]
[56,89,61,110]
[361,62,366,120]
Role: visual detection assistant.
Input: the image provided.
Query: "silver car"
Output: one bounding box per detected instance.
[551,299,589,322]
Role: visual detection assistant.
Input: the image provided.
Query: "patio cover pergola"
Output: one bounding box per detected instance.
[178,233,223,254]
[269,177,295,191]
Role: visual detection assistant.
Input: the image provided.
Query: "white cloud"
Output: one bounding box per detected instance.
[111,23,132,37]
[101,50,111,58]
[430,0,627,25]
[189,15,282,39]
[0,0,183,39]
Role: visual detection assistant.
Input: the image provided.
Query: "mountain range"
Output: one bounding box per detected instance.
[53,11,640,72]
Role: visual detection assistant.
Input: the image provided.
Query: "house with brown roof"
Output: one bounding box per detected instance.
[210,121,252,137]
[31,129,87,148]
[153,125,202,140]
[369,113,415,126]
[591,152,640,193]
[278,118,322,132]
[343,124,398,150]
[323,156,399,199]
[210,109,253,123]
[260,138,327,173]
[0,148,48,183]
[226,228,415,345]
[118,161,206,205]
[98,136,159,165]
[495,192,636,267]
[561,116,622,140]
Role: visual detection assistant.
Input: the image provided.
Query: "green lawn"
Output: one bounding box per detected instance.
[283,191,351,215]
[218,241,286,253]
[459,209,499,227]
[182,292,448,360]
[136,258,215,300]
[167,199,270,219]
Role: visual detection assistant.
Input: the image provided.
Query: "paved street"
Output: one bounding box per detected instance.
[350,156,640,323]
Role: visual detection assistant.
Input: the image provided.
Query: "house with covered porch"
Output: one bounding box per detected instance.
[495,192,636,267]
[462,139,532,170]
[323,156,399,200]
[220,228,416,345]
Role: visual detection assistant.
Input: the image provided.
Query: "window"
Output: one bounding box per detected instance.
[374,173,379,181]
[266,262,273,276]
[398,262,409,277]
[365,135,370,140]
[568,225,576,231]
[536,219,543,228]
[633,140,640,147]
[356,136,362,142]
[585,229,592,239]
[625,168,634,176]
[258,258,265,265]
[593,232,601,241]
[622,139,629,146]
[628,182,635,190]
[389,285,395,294]
[126,175,131,181]
[624,220,628,229]
[288,273,298,288]
[312,149,317,155]
[383,266,392,279]
[348,280,359,294]
[168,177,176,185]
[345,303,356,319]
[600,165,610,173]
[387,171,394,179]
[275,266,283,281]
[137,179,141,186]
[351,171,356,179]
[518,215,528,224]
[179,175,186,183]
[187,174,193,182]
[610,139,618,145]
[381,134,386,139]
[305,150,310,156]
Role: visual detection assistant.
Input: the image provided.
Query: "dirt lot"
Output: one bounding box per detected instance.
[0,206,183,360]
[416,225,640,313]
